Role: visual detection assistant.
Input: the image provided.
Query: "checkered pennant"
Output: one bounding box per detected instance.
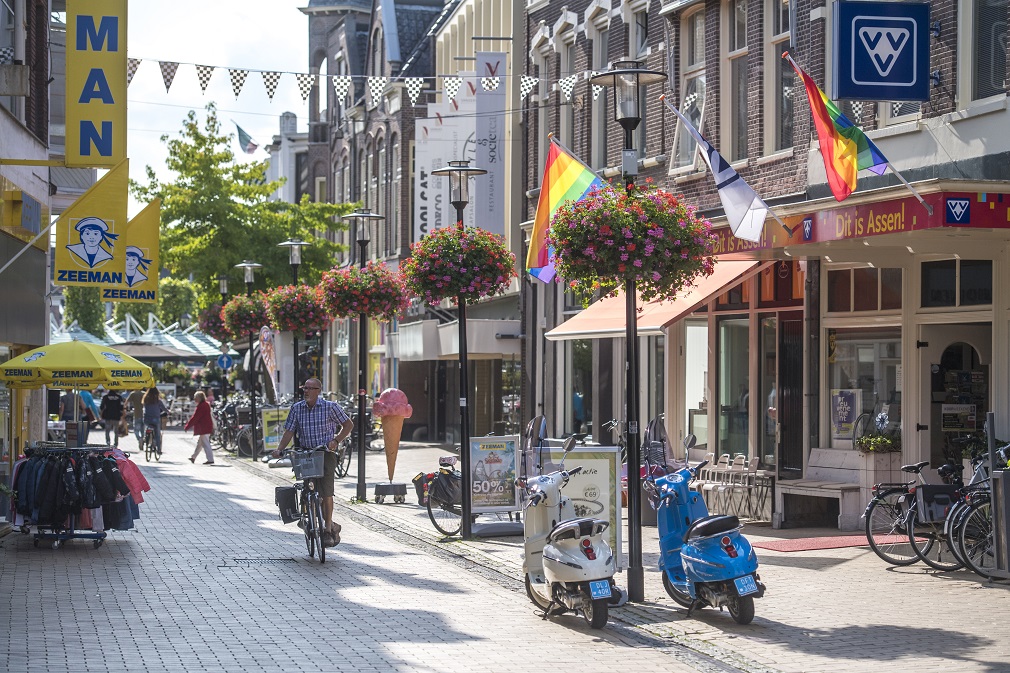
[405,77,424,106]
[127,58,141,86]
[480,76,500,92]
[368,76,387,107]
[519,74,538,101]
[850,101,864,120]
[195,65,214,94]
[159,61,179,93]
[589,72,603,101]
[332,75,352,101]
[229,69,249,99]
[261,71,282,100]
[558,74,578,102]
[443,75,463,102]
[682,91,698,111]
[0,47,13,64]
[296,73,316,101]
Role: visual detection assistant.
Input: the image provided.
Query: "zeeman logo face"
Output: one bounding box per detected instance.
[946,198,970,224]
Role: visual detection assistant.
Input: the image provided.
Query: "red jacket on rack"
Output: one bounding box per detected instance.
[184,400,214,436]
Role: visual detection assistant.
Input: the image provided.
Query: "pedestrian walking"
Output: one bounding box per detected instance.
[271,377,353,546]
[128,388,145,445]
[185,390,215,464]
[79,388,100,443]
[99,389,126,447]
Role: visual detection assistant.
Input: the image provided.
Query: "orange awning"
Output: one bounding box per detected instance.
[545,260,764,341]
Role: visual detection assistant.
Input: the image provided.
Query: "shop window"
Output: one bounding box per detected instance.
[971,0,1008,101]
[828,266,903,311]
[685,319,709,447]
[853,268,878,311]
[647,335,666,425]
[826,327,902,449]
[827,269,852,312]
[921,259,991,308]
[759,260,804,305]
[880,268,902,310]
[960,260,992,305]
[718,316,750,458]
[717,280,749,309]
[568,339,594,435]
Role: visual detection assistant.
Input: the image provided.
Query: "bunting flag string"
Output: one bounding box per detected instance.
[405,77,424,106]
[590,72,603,101]
[481,75,500,92]
[443,75,462,102]
[296,73,316,101]
[261,71,281,101]
[520,74,538,101]
[332,74,352,101]
[159,61,179,93]
[127,58,141,86]
[368,76,387,107]
[229,69,249,99]
[196,64,214,94]
[558,74,578,102]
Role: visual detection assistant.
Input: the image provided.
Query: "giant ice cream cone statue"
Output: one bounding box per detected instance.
[373,388,412,482]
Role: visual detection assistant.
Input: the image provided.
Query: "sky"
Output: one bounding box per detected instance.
[125,1,312,216]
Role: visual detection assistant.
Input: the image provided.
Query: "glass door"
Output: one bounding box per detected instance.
[718,316,750,458]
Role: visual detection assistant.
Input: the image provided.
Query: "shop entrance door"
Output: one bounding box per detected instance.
[918,323,991,466]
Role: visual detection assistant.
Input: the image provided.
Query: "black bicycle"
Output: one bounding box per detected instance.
[143,422,161,462]
[285,447,330,563]
[334,437,352,478]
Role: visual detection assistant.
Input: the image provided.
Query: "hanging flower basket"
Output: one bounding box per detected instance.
[266,285,330,336]
[401,225,516,306]
[221,292,269,338]
[547,181,717,304]
[321,261,410,322]
[198,303,229,342]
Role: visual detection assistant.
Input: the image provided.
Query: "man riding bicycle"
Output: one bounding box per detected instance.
[272,378,353,546]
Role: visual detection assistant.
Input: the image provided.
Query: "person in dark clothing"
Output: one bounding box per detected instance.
[100,389,126,447]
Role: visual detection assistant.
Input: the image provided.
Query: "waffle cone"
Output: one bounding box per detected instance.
[381,415,405,481]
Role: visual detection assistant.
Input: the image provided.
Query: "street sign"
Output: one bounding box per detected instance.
[832,1,930,101]
[217,353,233,371]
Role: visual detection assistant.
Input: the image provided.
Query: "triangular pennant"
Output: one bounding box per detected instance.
[332,75,352,101]
[558,74,578,102]
[368,76,387,107]
[229,69,249,99]
[159,61,179,93]
[127,58,141,86]
[443,75,462,102]
[195,65,214,94]
[481,76,500,92]
[590,71,603,101]
[261,71,281,101]
[0,47,12,64]
[405,77,424,106]
[296,73,316,101]
[519,74,538,101]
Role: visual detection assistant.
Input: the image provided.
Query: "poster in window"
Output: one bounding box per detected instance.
[941,404,976,432]
[831,389,861,439]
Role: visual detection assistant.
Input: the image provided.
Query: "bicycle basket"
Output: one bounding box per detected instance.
[291,451,327,480]
[428,470,462,505]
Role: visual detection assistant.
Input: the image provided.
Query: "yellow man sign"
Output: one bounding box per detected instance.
[66,0,127,167]
[104,199,161,303]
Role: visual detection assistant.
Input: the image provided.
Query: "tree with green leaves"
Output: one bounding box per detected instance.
[130,103,356,310]
[63,287,105,335]
[158,277,197,325]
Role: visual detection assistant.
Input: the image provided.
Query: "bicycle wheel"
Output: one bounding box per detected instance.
[852,413,872,444]
[144,432,153,462]
[959,500,996,579]
[943,500,971,566]
[303,495,315,559]
[908,510,964,571]
[864,491,926,566]
[335,439,352,478]
[312,495,326,564]
[236,428,254,457]
[427,496,462,536]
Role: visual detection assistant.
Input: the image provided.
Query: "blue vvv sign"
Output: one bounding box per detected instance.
[832,1,930,101]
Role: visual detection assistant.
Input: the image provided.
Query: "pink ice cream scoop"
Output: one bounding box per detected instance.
[373,388,413,418]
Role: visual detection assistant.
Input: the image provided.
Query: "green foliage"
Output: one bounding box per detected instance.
[856,432,902,454]
[153,362,189,383]
[130,103,356,308]
[113,301,152,325]
[158,277,197,325]
[63,287,105,335]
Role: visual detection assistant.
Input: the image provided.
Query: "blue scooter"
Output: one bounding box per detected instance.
[646,435,765,625]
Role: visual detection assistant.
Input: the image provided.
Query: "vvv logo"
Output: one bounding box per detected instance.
[858,26,909,77]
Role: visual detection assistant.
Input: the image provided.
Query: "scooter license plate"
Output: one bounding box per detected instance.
[734,575,758,597]
[589,580,612,600]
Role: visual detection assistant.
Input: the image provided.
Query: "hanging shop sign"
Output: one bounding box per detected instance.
[104,198,160,303]
[475,53,507,237]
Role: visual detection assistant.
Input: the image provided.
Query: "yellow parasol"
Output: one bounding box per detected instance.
[0,340,155,390]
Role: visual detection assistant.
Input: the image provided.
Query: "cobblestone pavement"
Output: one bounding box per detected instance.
[0,431,736,673]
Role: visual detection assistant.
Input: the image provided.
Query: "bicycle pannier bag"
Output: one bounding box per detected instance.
[428,471,461,505]
[915,484,959,523]
[412,471,434,506]
[275,486,299,524]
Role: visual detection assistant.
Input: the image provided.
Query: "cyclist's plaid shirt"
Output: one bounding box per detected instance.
[283,399,351,448]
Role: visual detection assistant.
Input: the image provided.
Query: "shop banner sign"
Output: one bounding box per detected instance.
[475,52,506,237]
[941,404,976,432]
[537,445,623,570]
[261,407,290,452]
[469,435,519,512]
[831,389,861,439]
[66,0,127,167]
[104,198,159,303]
[413,117,448,242]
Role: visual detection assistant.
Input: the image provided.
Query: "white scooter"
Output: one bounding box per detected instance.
[518,436,619,628]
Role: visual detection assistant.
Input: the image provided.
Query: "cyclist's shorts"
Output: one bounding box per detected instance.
[317,451,337,498]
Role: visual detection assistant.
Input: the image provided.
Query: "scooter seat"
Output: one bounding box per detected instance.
[547,517,608,543]
[684,514,740,543]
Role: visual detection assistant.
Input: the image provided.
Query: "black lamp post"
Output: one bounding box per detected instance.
[278,238,310,399]
[341,209,385,502]
[431,159,487,540]
[216,274,229,403]
[590,59,667,603]
[234,260,263,461]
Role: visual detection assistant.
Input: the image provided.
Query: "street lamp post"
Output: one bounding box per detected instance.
[341,209,385,502]
[234,260,263,462]
[590,60,667,603]
[278,238,310,399]
[431,159,487,540]
[216,274,229,403]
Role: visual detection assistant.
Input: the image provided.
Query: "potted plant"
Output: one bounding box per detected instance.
[321,260,410,321]
[221,292,269,338]
[855,432,902,454]
[400,225,516,305]
[265,285,330,336]
[547,180,717,304]
[198,303,229,342]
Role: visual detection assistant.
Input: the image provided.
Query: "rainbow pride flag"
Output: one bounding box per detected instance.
[527,140,603,282]
[787,56,888,202]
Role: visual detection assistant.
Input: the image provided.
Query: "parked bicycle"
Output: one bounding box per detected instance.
[283,447,331,563]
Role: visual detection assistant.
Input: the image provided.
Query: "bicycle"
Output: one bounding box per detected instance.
[334,436,352,478]
[426,455,464,536]
[143,422,161,462]
[863,461,932,565]
[284,447,330,563]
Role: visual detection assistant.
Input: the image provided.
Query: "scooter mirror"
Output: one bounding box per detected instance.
[683,434,697,451]
[562,436,577,453]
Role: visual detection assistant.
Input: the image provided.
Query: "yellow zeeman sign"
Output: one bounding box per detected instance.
[66,0,127,167]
